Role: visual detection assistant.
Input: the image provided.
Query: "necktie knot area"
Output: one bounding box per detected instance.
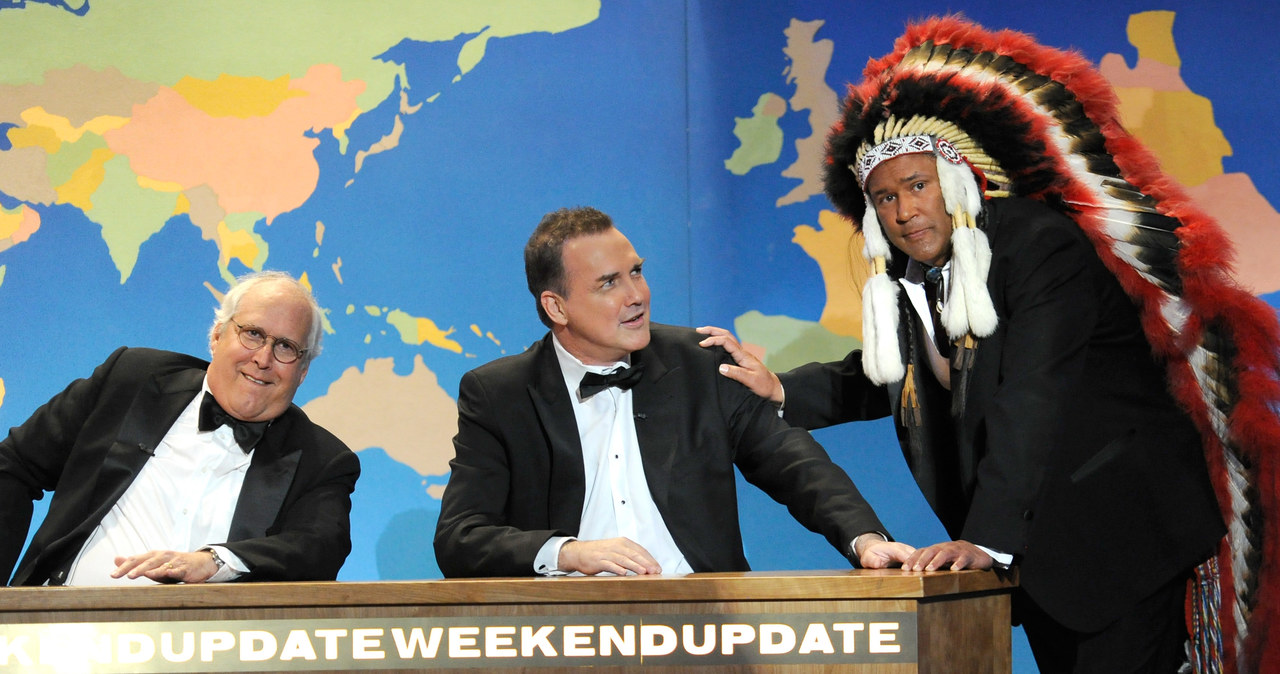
[578,363,645,399]
[198,391,268,451]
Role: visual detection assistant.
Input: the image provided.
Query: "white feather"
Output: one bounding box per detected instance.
[860,198,891,259]
[861,273,905,384]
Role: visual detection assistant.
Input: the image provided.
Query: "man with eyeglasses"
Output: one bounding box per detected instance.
[0,271,359,586]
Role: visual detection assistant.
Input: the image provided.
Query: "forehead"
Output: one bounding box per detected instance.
[234,282,311,338]
[865,152,938,193]
[561,229,638,276]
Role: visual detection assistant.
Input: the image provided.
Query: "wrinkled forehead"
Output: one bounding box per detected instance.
[234,284,313,339]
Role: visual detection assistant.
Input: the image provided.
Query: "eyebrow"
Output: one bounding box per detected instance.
[870,171,930,197]
[594,260,643,285]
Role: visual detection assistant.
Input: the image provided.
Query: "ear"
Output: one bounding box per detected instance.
[540,290,569,326]
[210,322,225,354]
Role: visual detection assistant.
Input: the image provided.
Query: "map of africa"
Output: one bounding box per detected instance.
[2,2,1276,628]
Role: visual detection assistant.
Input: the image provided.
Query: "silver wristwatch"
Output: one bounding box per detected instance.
[201,546,226,570]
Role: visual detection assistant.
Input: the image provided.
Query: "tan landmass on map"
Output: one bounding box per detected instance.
[302,355,456,483]
[777,19,839,207]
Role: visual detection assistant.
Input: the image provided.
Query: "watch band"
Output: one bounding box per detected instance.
[201,546,226,570]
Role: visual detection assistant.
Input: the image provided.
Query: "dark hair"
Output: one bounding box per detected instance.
[524,207,615,328]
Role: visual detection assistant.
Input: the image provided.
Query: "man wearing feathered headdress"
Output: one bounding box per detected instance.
[701,15,1280,673]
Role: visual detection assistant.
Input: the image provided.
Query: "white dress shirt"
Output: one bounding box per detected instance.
[900,259,953,391]
[900,259,1012,568]
[65,381,251,585]
[533,336,693,576]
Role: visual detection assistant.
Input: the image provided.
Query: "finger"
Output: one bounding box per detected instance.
[695,326,732,338]
[910,548,944,571]
[699,334,740,351]
[134,556,176,579]
[110,556,141,578]
[924,549,961,571]
[716,363,756,385]
[884,543,915,563]
[620,543,662,575]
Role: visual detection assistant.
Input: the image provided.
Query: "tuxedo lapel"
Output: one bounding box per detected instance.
[526,338,588,533]
[228,410,302,541]
[88,368,204,519]
[629,346,679,513]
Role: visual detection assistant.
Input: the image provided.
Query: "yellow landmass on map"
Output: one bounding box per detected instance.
[386,309,464,354]
[1101,10,1280,294]
[301,355,456,482]
[174,74,306,118]
[793,210,868,338]
[55,147,112,210]
[0,204,40,254]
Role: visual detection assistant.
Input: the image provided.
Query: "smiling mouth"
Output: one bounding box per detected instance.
[621,312,646,326]
[242,372,271,386]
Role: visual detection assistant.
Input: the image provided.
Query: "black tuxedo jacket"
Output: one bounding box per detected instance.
[0,347,360,585]
[780,198,1224,631]
[434,323,885,577]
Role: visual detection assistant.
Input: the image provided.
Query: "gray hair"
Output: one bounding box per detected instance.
[209,271,325,361]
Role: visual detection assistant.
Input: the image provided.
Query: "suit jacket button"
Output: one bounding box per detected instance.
[1022,510,1033,520]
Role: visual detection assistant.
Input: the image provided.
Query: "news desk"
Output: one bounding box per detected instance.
[0,568,1015,673]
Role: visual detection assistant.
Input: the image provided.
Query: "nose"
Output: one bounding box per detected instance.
[894,195,917,223]
[250,344,274,369]
[624,276,647,305]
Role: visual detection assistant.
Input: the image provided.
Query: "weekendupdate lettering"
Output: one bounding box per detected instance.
[0,613,915,672]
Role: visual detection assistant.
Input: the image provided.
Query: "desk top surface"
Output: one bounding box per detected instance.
[3,569,1017,612]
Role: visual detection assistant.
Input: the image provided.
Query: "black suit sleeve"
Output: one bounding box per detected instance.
[434,369,562,577]
[0,347,128,583]
[713,346,889,564]
[778,350,892,430]
[222,435,360,582]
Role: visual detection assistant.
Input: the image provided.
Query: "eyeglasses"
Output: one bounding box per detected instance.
[229,319,308,364]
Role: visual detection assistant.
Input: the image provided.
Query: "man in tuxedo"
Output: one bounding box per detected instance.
[700,148,1224,670]
[434,206,912,578]
[0,270,360,586]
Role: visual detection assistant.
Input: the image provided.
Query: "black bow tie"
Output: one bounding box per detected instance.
[578,363,645,399]
[198,391,268,451]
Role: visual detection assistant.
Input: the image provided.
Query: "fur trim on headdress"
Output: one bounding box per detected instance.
[844,131,999,384]
[824,15,1280,673]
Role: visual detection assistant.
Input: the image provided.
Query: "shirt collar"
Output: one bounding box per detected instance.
[551,334,633,401]
[904,257,951,286]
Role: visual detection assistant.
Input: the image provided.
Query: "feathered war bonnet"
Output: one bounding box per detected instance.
[823,15,1280,673]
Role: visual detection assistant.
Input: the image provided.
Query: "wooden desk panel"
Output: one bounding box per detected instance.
[0,569,1015,673]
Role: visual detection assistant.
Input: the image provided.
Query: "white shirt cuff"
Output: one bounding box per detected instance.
[203,545,248,583]
[975,544,1013,568]
[534,536,575,576]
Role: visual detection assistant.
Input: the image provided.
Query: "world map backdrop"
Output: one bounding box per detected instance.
[2,3,1278,669]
